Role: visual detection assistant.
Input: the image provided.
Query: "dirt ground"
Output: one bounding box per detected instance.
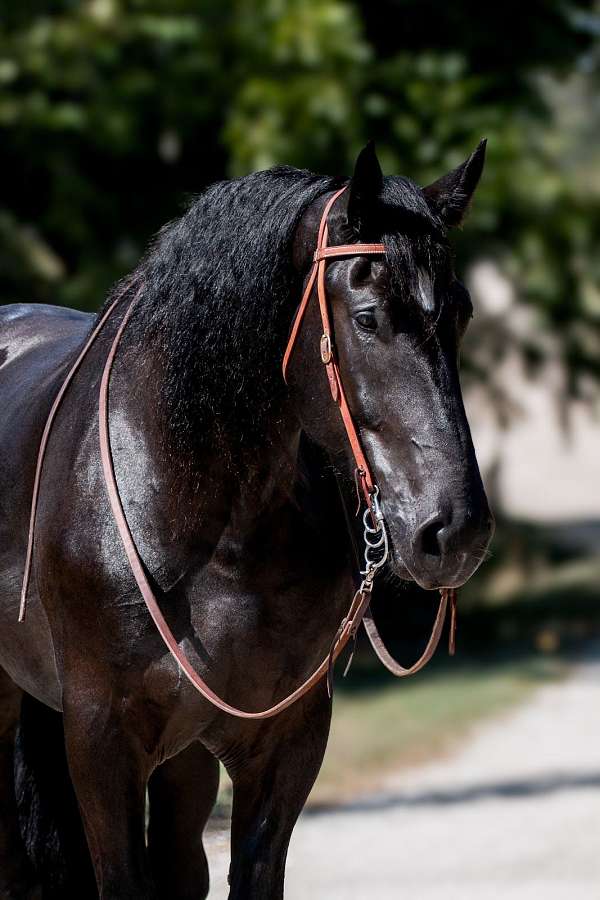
[205,647,600,898]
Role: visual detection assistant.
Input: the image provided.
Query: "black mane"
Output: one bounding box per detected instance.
[109,166,445,467]
[116,167,342,463]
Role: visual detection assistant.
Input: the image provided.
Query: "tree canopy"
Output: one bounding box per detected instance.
[1,0,599,400]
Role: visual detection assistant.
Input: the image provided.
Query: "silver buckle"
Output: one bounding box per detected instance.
[320,333,332,364]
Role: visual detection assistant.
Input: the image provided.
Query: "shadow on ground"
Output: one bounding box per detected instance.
[309,769,600,816]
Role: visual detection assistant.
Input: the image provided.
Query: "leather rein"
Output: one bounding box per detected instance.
[19,185,456,719]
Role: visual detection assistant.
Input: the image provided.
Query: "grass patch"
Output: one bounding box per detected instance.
[312,653,565,804]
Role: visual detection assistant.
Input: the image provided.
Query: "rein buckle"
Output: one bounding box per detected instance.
[320,333,332,364]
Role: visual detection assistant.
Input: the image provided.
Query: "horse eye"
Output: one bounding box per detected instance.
[355,311,378,333]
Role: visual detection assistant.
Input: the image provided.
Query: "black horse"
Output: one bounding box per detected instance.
[0,142,493,899]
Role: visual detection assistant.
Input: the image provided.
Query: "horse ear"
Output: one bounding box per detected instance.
[347,141,383,235]
[423,139,487,227]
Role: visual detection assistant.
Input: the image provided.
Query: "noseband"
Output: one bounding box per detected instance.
[19,186,456,718]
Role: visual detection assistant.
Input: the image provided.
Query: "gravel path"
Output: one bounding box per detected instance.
[206,650,600,898]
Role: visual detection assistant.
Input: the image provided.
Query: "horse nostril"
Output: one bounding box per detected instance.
[409,503,493,588]
[419,519,446,557]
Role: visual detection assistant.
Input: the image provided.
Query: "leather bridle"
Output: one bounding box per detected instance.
[283,186,385,515]
[19,185,456,718]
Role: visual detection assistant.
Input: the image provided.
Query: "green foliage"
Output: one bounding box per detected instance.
[1,0,599,396]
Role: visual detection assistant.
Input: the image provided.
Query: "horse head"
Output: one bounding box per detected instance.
[288,142,494,590]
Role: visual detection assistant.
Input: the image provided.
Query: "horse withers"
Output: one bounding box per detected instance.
[0,142,493,899]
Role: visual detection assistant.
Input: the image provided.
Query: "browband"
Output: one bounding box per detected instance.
[314,243,386,261]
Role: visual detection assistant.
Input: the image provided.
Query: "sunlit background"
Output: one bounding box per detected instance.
[2,1,599,896]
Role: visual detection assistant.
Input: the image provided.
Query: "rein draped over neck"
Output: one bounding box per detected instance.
[19,186,456,718]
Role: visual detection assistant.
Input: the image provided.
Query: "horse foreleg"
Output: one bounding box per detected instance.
[0,671,40,900]
[227,690,331,900]
[147,741,219,900]
[62,692,156,900]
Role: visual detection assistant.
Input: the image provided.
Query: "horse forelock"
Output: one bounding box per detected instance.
[378,176,452,319]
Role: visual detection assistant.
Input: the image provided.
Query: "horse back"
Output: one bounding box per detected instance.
[0,303,94,706]
[0,303,93,479]
[0,302,93,369]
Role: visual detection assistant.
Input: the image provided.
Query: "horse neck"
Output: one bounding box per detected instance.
[111,342,351,595]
